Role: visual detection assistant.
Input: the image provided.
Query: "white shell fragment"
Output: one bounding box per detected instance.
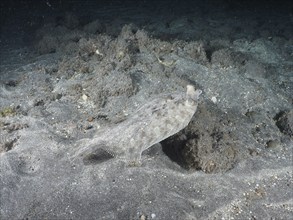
[73,85,202,164]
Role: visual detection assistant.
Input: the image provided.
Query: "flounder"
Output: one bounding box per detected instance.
[72,85,202,165]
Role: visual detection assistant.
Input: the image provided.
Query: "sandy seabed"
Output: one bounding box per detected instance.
[0,1,292,219]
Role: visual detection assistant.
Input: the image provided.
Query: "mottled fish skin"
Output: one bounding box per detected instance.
[73,85,202,164]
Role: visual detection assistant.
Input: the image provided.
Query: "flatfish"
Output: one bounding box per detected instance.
[72,85,202,165]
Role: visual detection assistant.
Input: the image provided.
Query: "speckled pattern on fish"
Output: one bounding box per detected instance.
[72,85,202,165]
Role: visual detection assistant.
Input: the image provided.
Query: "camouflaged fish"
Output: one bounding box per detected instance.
[72,85,202,165]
